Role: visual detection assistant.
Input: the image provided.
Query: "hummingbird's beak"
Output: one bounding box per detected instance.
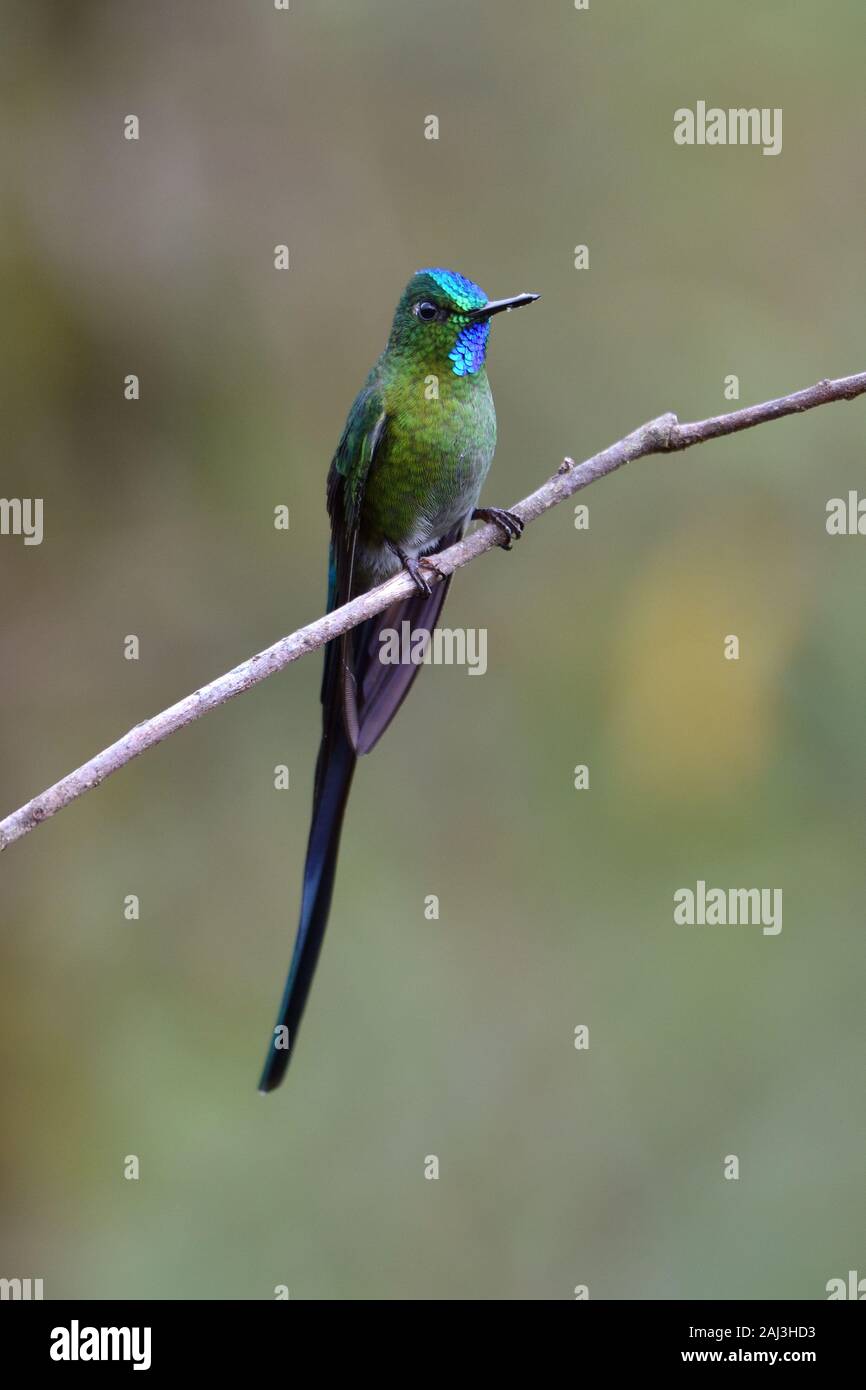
[470,292,540,321]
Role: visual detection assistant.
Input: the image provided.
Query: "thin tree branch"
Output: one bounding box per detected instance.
[2,370,865,853]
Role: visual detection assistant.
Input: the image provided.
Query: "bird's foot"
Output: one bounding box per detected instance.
[419,555,449,586]
[472,506,525,551]
[404,555,434,596]
[389,543,437,596]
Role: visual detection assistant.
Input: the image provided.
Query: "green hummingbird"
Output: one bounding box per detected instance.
[259,268,539,1092]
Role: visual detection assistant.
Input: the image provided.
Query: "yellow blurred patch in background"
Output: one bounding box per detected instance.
[608,505,810,799]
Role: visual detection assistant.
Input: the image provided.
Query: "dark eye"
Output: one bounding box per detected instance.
[415,301,439,321]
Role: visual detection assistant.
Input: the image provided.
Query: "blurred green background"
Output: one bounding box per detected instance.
[2,0,864,1300]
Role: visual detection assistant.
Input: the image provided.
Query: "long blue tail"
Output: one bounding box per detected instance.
[257,671,356,1093]
[258,528,460,1092]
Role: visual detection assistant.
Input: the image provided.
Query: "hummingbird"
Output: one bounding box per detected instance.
[258,268,539,1092]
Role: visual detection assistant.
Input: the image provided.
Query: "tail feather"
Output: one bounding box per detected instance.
[259,524,463,1091]
[257,696,355,1093]
[348,523,464,755]
[349,575,454,755]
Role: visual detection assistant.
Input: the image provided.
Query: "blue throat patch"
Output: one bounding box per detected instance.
[448,319,490,376]
[419,267,490,377]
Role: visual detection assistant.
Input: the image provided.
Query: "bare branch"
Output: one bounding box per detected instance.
[2,369,865,853]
